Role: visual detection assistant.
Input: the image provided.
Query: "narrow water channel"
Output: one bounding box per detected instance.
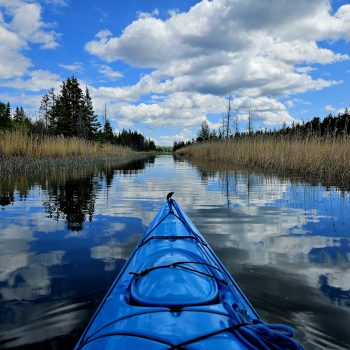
[0,155,349,349]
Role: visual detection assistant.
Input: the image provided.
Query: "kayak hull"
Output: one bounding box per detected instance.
[75,199,302,350]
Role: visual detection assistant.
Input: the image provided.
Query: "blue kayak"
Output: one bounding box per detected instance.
[75,194,303,349]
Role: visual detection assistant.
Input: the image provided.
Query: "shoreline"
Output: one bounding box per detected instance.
[0,130,152,178]
[175,137,350,191]
[0,153,149,178]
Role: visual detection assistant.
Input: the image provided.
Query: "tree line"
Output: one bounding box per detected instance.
[173,108,350,151]
[0,76,156,152]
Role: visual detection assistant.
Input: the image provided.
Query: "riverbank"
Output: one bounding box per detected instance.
[176,137,350,188]
[0,131,145,177]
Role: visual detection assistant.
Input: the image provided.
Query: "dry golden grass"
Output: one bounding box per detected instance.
[176,137,350,184]
[0,131,143,177]
[0,130,134,158]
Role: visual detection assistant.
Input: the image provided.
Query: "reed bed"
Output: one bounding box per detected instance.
[176,137,350,187]
[0,130,134,158]
[0,131,141,177]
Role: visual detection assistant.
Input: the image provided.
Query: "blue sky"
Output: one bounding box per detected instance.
[0,0,350,145]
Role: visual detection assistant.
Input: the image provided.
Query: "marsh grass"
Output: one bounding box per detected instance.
[0,131,141,177]
[176,137,350,188]
[0,130,134,158]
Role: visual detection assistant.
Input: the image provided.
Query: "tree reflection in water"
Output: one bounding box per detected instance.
[43,157,155,231]
[0,156,155,230]
[43,175,98,231]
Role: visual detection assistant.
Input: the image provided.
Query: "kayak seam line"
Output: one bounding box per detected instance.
[139,235,200,246]
[77,331,173,348]
[83,309,168,343]
[84,309,232,344]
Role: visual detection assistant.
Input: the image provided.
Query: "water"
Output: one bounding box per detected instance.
[0,155,349,349]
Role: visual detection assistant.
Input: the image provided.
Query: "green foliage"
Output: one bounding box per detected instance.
[104,120,114,141]
[44,77,100,139]
[156,145,173,152]
[197,120,210,142]
[13,107,31,131]
[39,87,55,130]
[83,87,101,138]
[0,102,12,130]
[114,129,156,151]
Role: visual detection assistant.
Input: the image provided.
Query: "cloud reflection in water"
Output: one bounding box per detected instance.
[0,155,349,349]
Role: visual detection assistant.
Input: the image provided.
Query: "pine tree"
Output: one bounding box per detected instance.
[197,120,210,142]
[67,76,84,137]
[39,87,55,131]
[82,87,100,139]
[51,77,84,137]
[13,107,26,123]
[13,107,30,130]
[0,102,12,130]
[104,120,114,142]
[52,80,74,136]
[47,77,102,139]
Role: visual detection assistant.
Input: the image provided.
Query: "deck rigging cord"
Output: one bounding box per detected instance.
[129,260,228,285]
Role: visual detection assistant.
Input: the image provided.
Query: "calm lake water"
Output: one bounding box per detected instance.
[0,155,349,350]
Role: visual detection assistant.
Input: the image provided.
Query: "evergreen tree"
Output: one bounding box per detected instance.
[51,80,72,136]
[104,120,114,142]
[46,78,100,139]
[13,107,26,123]
[13,107,30,130]
[39,87,55,131]
[51,77,83,137]
[82,87,100,139]
[0,102,12,130]
[197,120,210,142]
[68,76,84,137]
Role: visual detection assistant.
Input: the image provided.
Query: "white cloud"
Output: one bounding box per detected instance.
[88,89,298,139]
[137,8,159,19]
[0,69,61,91]
[0,0,60,80]
[2,1,59,49]
[156,128,194,146]
[59,62,84,72]
[84,0,350,140]
[0,23,30,78]
[44,0,67,5]
[324,104,335,112]
[98,64,123,80]
[336,107,347,115]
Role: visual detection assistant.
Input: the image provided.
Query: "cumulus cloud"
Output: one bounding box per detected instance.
[0,23,30,78]
[137,8,159,19]
[0,0,59,81]
[44,0,67,5]
[1,69,61,91]
[156,128,195,146]
[1,0,59,49]
[59,62,84,72]
[324,104,335,112]
[89,89,297,135]
[83,0,350,141]
[98,64,123,80]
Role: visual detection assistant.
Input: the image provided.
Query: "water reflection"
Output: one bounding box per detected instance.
[43,175,98,231]
[189,159,350,349]
[0,156,154,349]
[0,155,349,349]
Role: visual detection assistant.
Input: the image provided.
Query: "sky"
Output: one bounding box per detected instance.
[0,0,350,145]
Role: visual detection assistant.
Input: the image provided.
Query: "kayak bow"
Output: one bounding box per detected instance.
[75,195,303,349]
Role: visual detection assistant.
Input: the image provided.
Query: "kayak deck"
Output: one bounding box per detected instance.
[75,198,303,349]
